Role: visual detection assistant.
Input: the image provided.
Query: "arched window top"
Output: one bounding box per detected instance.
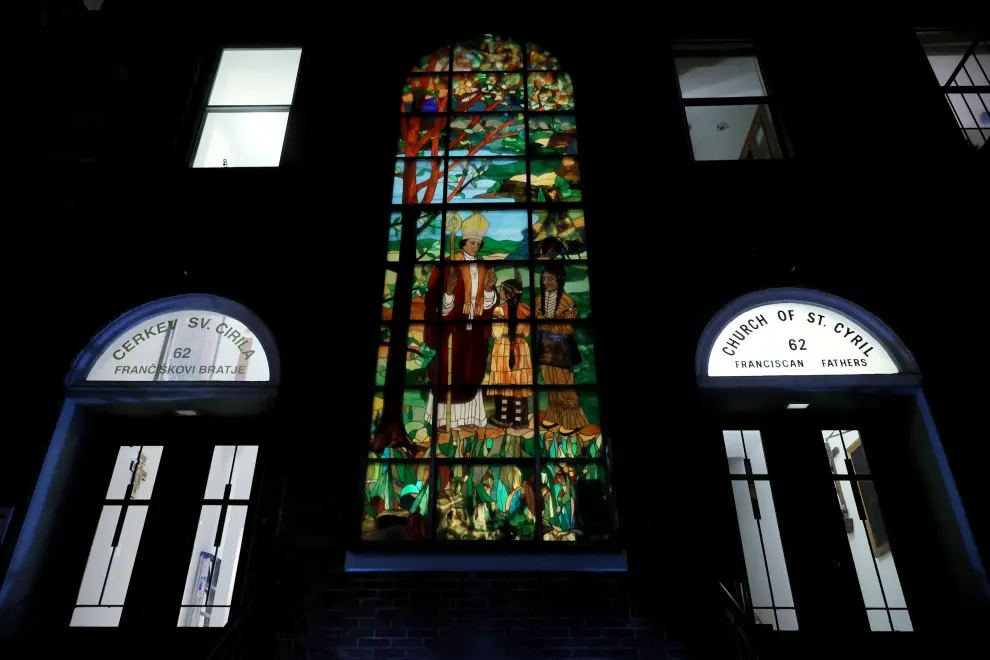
[411,38,563,73]
[67,294,280,386]
[696,288,919,384]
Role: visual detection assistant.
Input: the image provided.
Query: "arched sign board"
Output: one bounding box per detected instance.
[87,310,271,382]
[698,289,918,382]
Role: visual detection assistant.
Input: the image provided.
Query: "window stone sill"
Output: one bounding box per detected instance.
[344,551,627,573]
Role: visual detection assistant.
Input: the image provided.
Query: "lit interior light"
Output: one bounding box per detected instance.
[786,403,810,410]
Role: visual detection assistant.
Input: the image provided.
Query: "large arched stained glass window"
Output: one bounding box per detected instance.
[368,36,611,544]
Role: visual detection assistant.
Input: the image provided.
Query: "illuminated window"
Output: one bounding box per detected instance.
[70,446,165,627]
[722,431,798,630]
[192,48,302,168]
[367,36,613,544]
[177,446,259,627]
[823,430,912,631]
[674,41,784,160]
[917,30,989,150]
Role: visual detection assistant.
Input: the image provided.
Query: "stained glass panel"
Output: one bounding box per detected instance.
[436,390,535,459]
[415,211,442,261]
[452,73,524,112]
[374,37,610,544]
[375,326,389,385]
[527,43,562,71]
[539,391,602,457]
[528,115,578,155]
[386,213,401,261]
[362,462,430,541]
[454,37,524,71]
[401,75,448,113]
[446,158,528,203]
[405,324,435,386]
[369,389,433,459]
[393,159,445,204]
[448,113,526,157]
[436,464,536,540]
[409,264,436,320]
[398,116,447,157]
[542,462,610,541]
[412,47,451,73]
[442,210,529,260]
[532,209,587,259]
[530,158,581,201]
[528,72,575,111]
[535,324,595,386]
[381,269,397,320]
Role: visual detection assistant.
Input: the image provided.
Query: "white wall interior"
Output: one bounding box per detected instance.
[208,49,302,106]
[676,55,773,160]
[193,111,290,168]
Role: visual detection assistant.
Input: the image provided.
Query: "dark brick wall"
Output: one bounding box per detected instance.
[270,574,698,660]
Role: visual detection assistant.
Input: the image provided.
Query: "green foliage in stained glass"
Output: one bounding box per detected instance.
[446,157,527,203]
[375,326,390,385]
[452,73,524,112]
[526,43,561,70]
[386,213,401,261]
[412,46,451,72]
[401,75,448,113]
[406,324,435,386]
[528,72,574,111]
[362,462,430,541]
[448,113,526,157]
[542,463,610,541]
[532,209,587,259]
[454,37,523,71]
[416,211,442,261]
[381,269,397,320]
[527,115,577,155]
[436,464,536,540]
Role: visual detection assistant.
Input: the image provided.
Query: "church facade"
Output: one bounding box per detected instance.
[4,9,988,659]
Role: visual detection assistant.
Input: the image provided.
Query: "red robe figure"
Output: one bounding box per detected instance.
[425,213,498,430]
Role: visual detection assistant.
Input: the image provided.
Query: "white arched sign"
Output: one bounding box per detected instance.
[708,301,899,377]
[87,310,271,382]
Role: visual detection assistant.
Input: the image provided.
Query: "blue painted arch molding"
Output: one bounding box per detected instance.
[695,288,920,389]
[64,293,281,387]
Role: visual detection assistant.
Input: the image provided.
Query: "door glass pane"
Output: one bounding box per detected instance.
[203,446,259,500]
[177,505,248,626]
[685,104,780,161]
[72,505,149,626]
[722,430,746,474]
[70,606,122,627]
[824,426,912,631]
[105,446,164,500]
[742,430,768,474]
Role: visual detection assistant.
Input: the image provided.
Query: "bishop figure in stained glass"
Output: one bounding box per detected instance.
[425,213,498,429]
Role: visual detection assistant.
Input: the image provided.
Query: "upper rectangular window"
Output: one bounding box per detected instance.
[674,42,783,161]
[192,48,302,168]
[917,30,989,151]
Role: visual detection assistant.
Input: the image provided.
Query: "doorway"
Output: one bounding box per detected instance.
[717,407,915,633]
[46,412,265,631]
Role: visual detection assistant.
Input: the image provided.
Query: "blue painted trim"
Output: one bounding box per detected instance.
[696,287,920,386]
[914,391,989,595]
[344,552,628,573]
[65,294,281,387]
